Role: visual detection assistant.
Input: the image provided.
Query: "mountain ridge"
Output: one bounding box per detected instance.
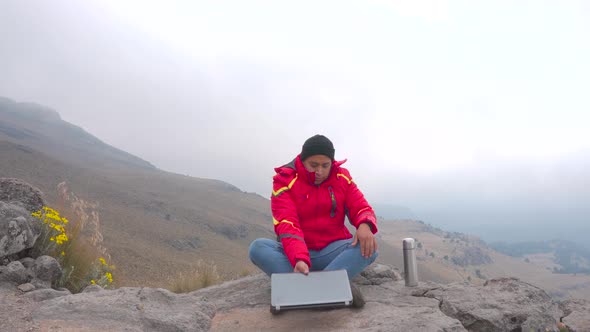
[0,96,156,171]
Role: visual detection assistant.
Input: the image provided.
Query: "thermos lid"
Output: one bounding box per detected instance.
[403,238,416,249]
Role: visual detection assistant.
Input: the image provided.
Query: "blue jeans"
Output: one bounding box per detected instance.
[248,238,378,279]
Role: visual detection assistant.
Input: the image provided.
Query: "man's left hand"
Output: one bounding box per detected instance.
[352,223,377,258]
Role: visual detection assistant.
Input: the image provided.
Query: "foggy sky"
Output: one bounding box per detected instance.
[1,1,589,244]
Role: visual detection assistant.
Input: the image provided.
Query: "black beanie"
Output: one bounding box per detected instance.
[300,134,335,161]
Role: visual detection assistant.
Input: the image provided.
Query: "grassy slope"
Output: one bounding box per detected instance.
[0,99,274,287]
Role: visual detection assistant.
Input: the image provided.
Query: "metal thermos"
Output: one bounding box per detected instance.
[403,238,418,287]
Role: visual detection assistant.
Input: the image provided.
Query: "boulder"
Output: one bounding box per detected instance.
[0,260,30,284]
[0,202,41,258]
[194,268,466,332]
[19,257,35,268]
[0,178,45,213]
[30,278,52,289]
[560,299,590,332]
[354,263,403,285]
[32,255,62,283]
[17,283,35,292]
[415,277,562,331]
[32,287,216,331]
[0,263,581,332]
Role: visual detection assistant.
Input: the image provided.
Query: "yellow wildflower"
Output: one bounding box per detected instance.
[91,279,96,285]
[61,251,65,256]
[50,237,55,242]
[99,257,107,266]
[55,234,68,245]
[43,206,58,215]
[105,272,113,283]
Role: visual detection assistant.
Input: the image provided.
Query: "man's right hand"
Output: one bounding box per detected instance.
[294,260,309,275]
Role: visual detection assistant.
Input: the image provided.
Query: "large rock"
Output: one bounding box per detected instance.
[0,202,41,258]
[0,178,45,213]
[560,299,590,332]
[354,263,403,285]
[19,257,36,268]
[0,260,30,284]
[32,287,216,331]
[415,277,562,331]
[194,265,467,332]
[32,255,62,283]
[0,263,578,332]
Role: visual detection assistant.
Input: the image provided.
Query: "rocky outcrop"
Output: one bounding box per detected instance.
[560,299,590,332]
[0,178,45,260]
[413,277,562,331]
[31,255,63,289]
[31,287,215,331]
[0,260,30,284]
[197,267,465,332]
[0,255,62,289]
[2,262,590,331]
[0,201,42,259]
[354,262,403,285]
[0,178,45,213]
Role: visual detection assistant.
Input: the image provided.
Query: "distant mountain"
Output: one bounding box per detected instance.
[371,203,416,220]
[0,97,275,287]
[0,97,155,171]
[377,219,590,300]
[490,240,590,274]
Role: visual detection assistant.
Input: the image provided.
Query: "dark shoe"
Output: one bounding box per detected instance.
[350,282,365,308]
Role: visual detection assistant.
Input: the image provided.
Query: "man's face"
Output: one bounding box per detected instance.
[302,154,332,185]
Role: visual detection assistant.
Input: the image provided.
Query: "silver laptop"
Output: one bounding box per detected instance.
[270,269,353,313]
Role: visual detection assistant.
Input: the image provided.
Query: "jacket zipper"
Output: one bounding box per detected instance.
[328,186,336,218]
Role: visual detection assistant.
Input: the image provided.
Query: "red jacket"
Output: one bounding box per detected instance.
[271,155,378,268]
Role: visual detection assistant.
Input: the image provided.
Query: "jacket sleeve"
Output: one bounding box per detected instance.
[341,169,378,234]
[271,171,310,268]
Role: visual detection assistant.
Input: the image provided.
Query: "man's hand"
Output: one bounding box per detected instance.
[294,260,309,275]
[352,223,378,258]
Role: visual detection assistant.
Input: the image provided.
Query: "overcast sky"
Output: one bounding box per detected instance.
[1,1,589,243]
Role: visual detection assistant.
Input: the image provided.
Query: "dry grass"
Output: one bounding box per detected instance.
[168,260,222,293]
[238,268,253,278]
[32,182,116,293]
[56,229,100,292]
